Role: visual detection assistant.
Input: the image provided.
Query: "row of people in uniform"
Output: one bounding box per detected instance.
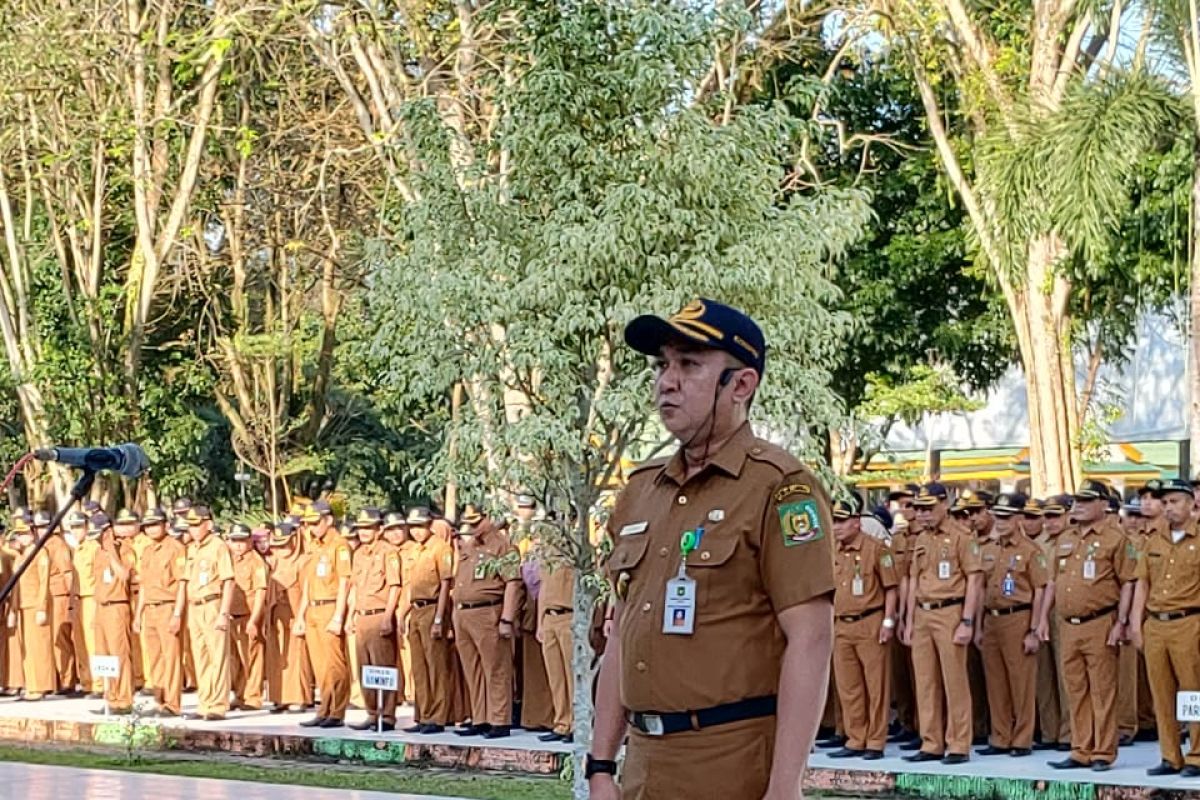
[821,477,1200,778]
[0,495,579,743]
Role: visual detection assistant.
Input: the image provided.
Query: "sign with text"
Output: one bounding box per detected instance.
[91,655,120,679]
[1177,691,1200,722]
[362,666,398,691]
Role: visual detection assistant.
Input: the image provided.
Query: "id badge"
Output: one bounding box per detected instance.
[937,560,951,580]
[474,562,487,580]
[852,576,864,597]
[662,576,696,635]
[316,559,329,579]
[197,571,209,587]
[1083,559,1096,580]
[102,568,113,585]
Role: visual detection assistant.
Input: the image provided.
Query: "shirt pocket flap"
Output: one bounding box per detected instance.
[685,531,739,568]
[609,535,650,573]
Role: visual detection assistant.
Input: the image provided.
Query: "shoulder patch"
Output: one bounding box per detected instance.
[881,552,894,568]
[747,443,803,475]
[175,556,186,569]
[777,499,824,546]
[338,547,351,562]
[773,482,812,503]
[1126,542,1137,560]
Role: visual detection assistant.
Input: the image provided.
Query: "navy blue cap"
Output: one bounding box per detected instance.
[624,298,767,375]
[913,482,949,507]
[1156,478,1194,498]
[831,494,863,520]
[887,483,921,501]
[1074,479,1110,500]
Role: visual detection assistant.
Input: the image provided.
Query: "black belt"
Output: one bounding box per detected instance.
[918,597,964,611]
[1148,608,1200,622]
[545,607,573,616]
[99,600,129,607]
[456,599,501,611]
[837,607,883,624]
[359,608,387,616]
[412,598,438,608]
[230,613,249,619]
[1063,605,1118,625]
[628,695,777,737]
[987,603,1032,617]
[309,598,337,606]
[145,600,174,607]
[191,595,221,606]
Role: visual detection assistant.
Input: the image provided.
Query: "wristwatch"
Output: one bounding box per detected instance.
[585,755,618,779]
[960,617,974,627]
[882,617,896,629]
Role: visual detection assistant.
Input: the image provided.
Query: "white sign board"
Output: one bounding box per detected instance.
[1177,691,1200,722]
[362,666,398,691]
[91,655,120,678]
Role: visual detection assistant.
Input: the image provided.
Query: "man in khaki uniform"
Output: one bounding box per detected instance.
[265,522,313,713]
[398,508,455,734]
[589,299,835,799]
[0,528,21,696]
[513,497,554,734]
[182,506,235,721]
[347,509,402,731]
[1048,479,1135,772]
[382,514,417,704]
[975,494,1049,757]
[228,523,268,711]
[535,516,577,744]
[953,489,994,745]
[33,510,75,694]
[901,483,983,764]
[132,508,185,717]
[12,517,54,701]
[888,484,922,748]
[90,513,135,713]
[1034,495,1073,752]
[296,500,351,728]
[68,511,100,697]
[1129,479,1200,776]
[1133,482,1166,742]
[1021,500,1044,540]
[114,509,148,692]
[827,498,898,760]
[452,504,521,739]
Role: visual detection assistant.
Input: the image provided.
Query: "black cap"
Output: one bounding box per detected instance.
[1138,479,1164,497]
[403,507,431,526]
[1043,494,1073,516]
[624,298,767,376]
[1123,499,1143,516]
[913,482,949,507]
[142,507,167,525]
[227,523,252,540]
[458,503,485,527]
[991,493,1024,516]
[352,508,383,528]
[171,497,193,514]
[831,496,861,520]
[887,483,921,501]
[1023,498,1044,517]
[1074,479,1110,500]
[1156,478,1195,498]
[953,489,994,512]
[186,505,213,523]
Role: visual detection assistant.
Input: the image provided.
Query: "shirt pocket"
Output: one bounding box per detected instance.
[684,529,741,607]
[608,534,650,602]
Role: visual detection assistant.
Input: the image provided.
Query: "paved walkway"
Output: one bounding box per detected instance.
[0,762,469,800]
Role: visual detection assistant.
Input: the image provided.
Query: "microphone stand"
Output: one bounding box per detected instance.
[0,469,96,608]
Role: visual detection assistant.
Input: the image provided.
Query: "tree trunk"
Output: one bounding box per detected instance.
[1189,127,1200,480]
[571,561,599,800]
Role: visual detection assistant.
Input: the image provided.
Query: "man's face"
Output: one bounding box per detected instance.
[1140,494,1163,518]
[410,525,431,544]
[115,522,138,540]
[1020,515,1043,537]
[970,508,993,535]
[915,501,946,527]
[653,343,749,440]
[145,522,166,541]
[189,520,211,542]
[993,514,1016,538]
[833,517,860,542]
[230,539,250,556]
[1164,492,1194,527]
[358,526,378,545]
[1073,497,1104,524]
[1043,514,1066,535]
[892,498,916,523]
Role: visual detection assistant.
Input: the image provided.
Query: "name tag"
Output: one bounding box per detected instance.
[316,559,329,578]
[102,568,113,585]
[620,522,648,537]
[851,577,864,597]
[938,561,951,580]
[1083,560,1096,580]
[197,571,209,587]
[473,563,487,580]
[662,576,696,635]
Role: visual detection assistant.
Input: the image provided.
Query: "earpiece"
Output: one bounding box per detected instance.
[718,368,735,387]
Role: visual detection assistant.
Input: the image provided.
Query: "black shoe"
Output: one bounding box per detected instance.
[1147,761,1181,776]
[972,735,987,746]
[976,746,1011,756]
[269,705,289,714]
[1118,734,1135,747]
[816,725,836,740]
[419,724,445,734]
[455,725,487,737]
[903,751,943,763]
[299,716,327,728]
[828,748,866,759]
[377,722,395,732]
[1049,757,1091,770]
[482,725,511,739]
[899,739,923,751]
[183,712,205,721]
[1091,761,1112,772]
[888,720,902,736]
[862,750,884,760]
[287,705,309,714]
[318,718,343,729]
[110,707,133,716]
[1135,729,1158,743]
[1032,741,1059,751]
[562,734,574,743]
[817,735,848,749]
[1056,743,1072,751]
[403,724,424,734]
[1010,748,1032,757]
[887,730,910,743]
[942,753,969,765]
[348,720,376,731]
[1181,765,1200,778]
[538,732,565,742]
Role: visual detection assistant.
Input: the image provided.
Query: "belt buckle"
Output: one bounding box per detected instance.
[920,602,932,611]
[1069,616,1082,625]
[641,714,664,736]
[989,609,999,617]
[1157,612,1172,622]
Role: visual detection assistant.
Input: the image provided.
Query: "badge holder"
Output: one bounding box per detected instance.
[663,530,701,635]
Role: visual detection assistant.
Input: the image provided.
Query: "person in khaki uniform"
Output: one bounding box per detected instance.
[536,539,577,743]
[347,509,402,731]
[227,523,268,711]
[339,524,369,711]
[132,508,185,717]
[12,516,55,701]
[953,489,994,746]
[827,499,898,760]
[169,516,198,693]
[1047,479,1136,772]
[32,510,75,694]
[1129,479,1200,776]
[68,511,100,697]
[397,508,455,734]
[513,502,555,735]
[382,515,417,705]
[265,522,313,713]
[181,506,235,721]
[589,299,835,799]
[90,513,135,714]
[295,500,351,728]
[974,494,1049,757]
[1034,495,1074,752]
[452,504,521,739]
[888,484,922,748]
[0,529,18,695]
[113,509,148,692]
[1132,482,1166,742]
[900,482,984,765]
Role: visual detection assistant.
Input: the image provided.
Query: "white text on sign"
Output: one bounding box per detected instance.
[362,666,399,691]
[1177,691,1200,722]
[91,655,120,678]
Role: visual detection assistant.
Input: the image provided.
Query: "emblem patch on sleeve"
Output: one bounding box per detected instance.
[881,552,894,568]
[777,499,823,546]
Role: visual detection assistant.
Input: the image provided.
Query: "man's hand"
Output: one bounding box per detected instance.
[1022,630,1040,655]
[603,617,614,638]
[247,622,259,641]
[498,620,514,639]
[35,610,47,627]
[326,616,344,637]
[168,615,181,635]
[431,622,443,640]
[878,624,893,645]
[132,616,142,635]
[588,775,620,800]
[972,626,984,650]
[536,627,545,644]
[215,613,229,632]
[1106,621,1125,648]
[6,612,15,629]
[343,614,355,636]
[952,621,972,646]
[293,618,306,637]
[900,623,913,647]
[1036,620,1050,642]
[380,616,394,636]
[1128,624,1144,651]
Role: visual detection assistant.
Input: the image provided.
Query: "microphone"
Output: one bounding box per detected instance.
[34,443,149,479]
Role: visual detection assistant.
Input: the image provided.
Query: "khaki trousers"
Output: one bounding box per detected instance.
[541,611,575,736]
[622,716,774,800]
[131,590,145,688]
[143,603,182,714]
[455,604,513,727]
[912,603,972,755]
[408,604,453,726]
[188,600,231,716]
[520,628,554,729]
[229,614,264,708]
[1144,615,1200,769]
[891,638,919,733]
[4,608,22,690]
[93,602,132,708]
[1060,612,1119,764]
[833,611,891,751]
[267,605,313,707]
[73,596,96,692]
[981,609,1037,748]
[355,611,398,723]
[305,602,349,720]
[20,607,55,694]
[51,594,74,691]
[1117,640,1139,739]
[1036,615,1071,744]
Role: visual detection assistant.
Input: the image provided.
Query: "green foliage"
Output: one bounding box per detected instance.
[859,365,984,425]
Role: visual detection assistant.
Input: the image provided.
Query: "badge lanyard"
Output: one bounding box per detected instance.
[663,529,701,635]
[852,556,864,596]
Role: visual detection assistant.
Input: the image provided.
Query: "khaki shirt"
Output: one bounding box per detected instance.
[606,423,834,714]
[73,538,99,598]
[139,537,186,604]
[910,518,983,602]
[303,534,352,602]
[1135,519,1200,614]
[981,534,1048,610]
[231,550,268,616]
[539,563,575,613]
[92,539,134,606]
[834,533,898,616]
[352,540,401,612]
[1051,517,1135,619]
[183,534,235,602]
[268,550,305,611]
[890,529,915,581]
[397,540,419,586]
[17,548,50,610]
[45,535,73,597]
[407,537,454,603]
[453,527,518,606]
